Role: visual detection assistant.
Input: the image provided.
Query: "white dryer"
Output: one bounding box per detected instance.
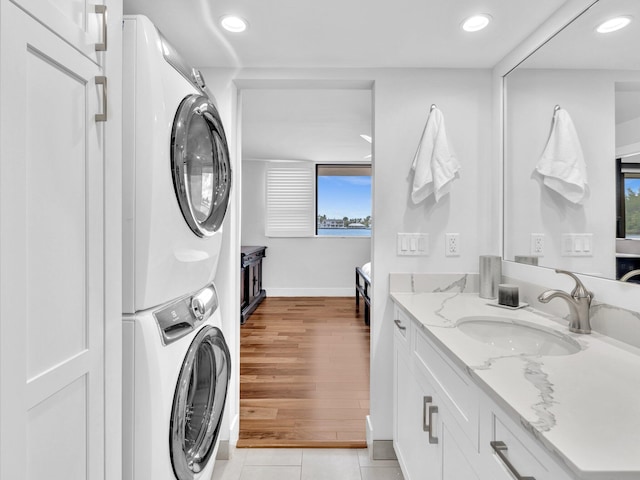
[123,283,231,480]
[123,15,232,313]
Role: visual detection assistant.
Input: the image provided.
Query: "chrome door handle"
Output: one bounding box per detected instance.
[393,319,406,331]
[95,76,107,122]
[490,441,536,480]
[95,5,107,51]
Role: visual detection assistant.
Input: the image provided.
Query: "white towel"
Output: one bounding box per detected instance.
[411,107,460,203]
[535,109,589,204]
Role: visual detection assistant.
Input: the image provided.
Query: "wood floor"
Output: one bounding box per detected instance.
[238,296,370,448]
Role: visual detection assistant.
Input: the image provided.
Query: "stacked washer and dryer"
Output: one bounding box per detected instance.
[122,16,232,480]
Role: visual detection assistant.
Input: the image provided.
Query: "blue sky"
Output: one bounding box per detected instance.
[317,176,371,219]
[627,178,640,193]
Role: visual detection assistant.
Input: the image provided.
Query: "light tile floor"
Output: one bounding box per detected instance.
[212,448,404,480]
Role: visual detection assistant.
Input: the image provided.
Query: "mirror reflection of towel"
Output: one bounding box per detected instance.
[535,109,589,204]
[411,107,460,203]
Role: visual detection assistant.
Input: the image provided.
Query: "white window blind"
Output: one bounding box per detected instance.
[266,162,315,237]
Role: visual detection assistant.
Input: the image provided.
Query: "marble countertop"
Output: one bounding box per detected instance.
[390,292,640,480]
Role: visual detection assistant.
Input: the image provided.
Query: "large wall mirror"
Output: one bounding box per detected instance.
[504,0,640,284]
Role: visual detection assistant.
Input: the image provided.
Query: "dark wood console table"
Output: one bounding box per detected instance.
[241,246,267,324]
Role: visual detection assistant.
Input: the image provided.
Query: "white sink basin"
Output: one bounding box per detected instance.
[456,316,580,356]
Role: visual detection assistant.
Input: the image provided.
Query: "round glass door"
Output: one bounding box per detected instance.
[171,95,232,237]
[170,326,231,479]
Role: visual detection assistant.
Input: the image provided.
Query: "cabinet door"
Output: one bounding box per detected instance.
[394,345,442,480]
[10,0,107,64]
[441,422,480,480]
[0,3,105,479]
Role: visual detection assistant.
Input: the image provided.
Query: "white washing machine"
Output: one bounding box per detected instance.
[122,15,232,314]
[123,283,231,480]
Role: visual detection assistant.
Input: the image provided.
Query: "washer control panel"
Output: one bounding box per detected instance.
[153,283,219,345]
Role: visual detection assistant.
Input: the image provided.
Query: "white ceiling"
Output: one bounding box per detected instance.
[123,0,568,69]
[241,89,372,163]
[122,1,570,163]
[515,0,640,70]
[508,0,640,125]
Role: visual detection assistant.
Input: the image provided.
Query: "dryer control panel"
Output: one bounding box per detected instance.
[153,283,219,345]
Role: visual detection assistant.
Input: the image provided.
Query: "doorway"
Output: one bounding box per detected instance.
[237,85,373,447]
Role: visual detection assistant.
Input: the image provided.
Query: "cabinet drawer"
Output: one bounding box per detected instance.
[414,327,479,449]
[489,413,572,480]
[393,307,411,348]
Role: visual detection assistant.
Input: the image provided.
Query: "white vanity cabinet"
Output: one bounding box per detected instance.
[392,303,576,480]
[393,307,480,480]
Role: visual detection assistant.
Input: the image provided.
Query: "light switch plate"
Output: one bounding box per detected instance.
[397,233,429,256]
[561,233,594,257]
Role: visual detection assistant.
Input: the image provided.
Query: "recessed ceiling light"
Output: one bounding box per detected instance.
[596,16,632,33]
[360,134,372,143]
[220,15,248,33]
[462,14,492,32]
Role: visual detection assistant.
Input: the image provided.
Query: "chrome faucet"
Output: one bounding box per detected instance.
[620,269,640,282]
[538,269,593,334]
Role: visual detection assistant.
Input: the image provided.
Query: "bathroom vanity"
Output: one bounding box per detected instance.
[391,292,640,480]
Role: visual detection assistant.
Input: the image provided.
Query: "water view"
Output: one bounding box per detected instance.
[317,174,372,237]
[317,228,371,237]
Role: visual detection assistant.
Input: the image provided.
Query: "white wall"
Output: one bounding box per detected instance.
[617,115,640,156]
[199,67,242,449]
[371,69,494,442]
[242,159,371,296]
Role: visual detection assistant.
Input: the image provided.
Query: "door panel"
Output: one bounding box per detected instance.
[26,45,89,378]
[9,0,105,64]
[0,3,104,479]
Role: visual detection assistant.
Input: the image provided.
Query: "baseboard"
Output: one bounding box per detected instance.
[365,415,397,461]
[371,440,396,461]
[216,440,230,460]
[266,287,354,297]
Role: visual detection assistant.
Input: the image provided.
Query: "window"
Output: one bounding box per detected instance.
[616,159,640,239]
[265,162,315,237]
[316,164,372,237]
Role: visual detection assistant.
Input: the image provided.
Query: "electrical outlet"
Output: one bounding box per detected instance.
[445,233,460,257]
[530,233,545,256]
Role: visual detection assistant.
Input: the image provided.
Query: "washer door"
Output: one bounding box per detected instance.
[171,95,232,237]
[170,326,231,479]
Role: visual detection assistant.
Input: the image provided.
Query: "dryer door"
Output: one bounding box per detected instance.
[171,94,232,237]
[170,326,231,479]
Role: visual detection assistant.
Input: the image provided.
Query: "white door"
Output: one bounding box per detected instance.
[0,2,106,479]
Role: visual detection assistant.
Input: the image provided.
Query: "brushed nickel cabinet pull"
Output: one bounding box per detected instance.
[422,396,432,432]
[95,5,107,51]
[490,441,536,480]
[427,404,438,444]
[393,319,406,331]
[95,76,107,122]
